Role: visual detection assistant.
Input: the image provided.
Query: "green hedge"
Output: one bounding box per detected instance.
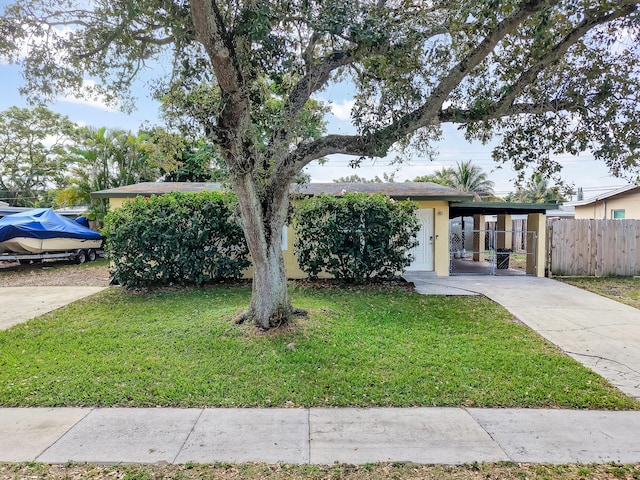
[104,191,250,287]
[294,193,419,283]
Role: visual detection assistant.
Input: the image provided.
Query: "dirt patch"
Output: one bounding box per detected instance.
[0,259,110,287]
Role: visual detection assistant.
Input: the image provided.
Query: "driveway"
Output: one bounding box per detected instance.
[403,273,640,400]
[0,286,107,330]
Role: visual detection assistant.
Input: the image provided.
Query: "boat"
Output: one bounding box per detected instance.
[0,208,103,254]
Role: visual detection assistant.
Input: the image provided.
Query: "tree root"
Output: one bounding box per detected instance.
[234,307,308,328]
[234,311,249,325]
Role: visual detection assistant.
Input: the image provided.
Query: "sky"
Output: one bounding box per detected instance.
[0,50,629,201]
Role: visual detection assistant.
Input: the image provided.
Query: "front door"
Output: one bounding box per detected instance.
[406,208,434,271]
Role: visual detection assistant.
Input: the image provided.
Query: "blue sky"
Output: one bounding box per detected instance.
[0,52,628,200]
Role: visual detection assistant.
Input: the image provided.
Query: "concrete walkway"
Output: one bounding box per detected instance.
[0,286,107,330]
[2,407,640,464]
[404,273,640,400]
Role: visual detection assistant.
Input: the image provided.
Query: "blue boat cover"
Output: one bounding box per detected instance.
[0,208,103,243]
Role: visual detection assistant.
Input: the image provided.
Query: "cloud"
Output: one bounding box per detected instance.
[58,79,118,112]
[330,100,355,121]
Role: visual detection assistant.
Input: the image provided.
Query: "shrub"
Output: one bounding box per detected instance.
[294,193,419,283]
[104,191,250,287]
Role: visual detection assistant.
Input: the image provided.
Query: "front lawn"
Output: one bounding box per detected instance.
[0,284,636,409]
[560,277,640,310]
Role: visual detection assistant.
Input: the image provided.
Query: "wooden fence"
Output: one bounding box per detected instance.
[548,219,640,276]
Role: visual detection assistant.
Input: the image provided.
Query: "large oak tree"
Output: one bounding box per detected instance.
[2,0,638,328]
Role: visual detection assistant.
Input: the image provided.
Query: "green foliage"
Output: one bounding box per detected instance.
[104,191,250,287]
[506,174,564,203]
[60,126,163,223]
[0,106,78,207]
[160,140,228,182]
[294,193,419,283]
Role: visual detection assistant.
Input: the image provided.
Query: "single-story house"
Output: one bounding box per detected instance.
[92,182,553,278]
[572,184,640,219]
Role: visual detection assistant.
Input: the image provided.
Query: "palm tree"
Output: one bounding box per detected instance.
[415,160,495,200]
[508,175,564,203]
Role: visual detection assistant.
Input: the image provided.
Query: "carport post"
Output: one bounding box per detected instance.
[526,213,546,277]
[497,214,512,250]
[472,214,486,262]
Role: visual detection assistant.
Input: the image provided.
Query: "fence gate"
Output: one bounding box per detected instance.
[449,229,536,275]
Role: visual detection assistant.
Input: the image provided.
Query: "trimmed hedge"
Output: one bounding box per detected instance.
[294,193,419,283]
[104,191,250,287]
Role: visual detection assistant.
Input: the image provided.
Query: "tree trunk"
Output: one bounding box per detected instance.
[232,175,292,330]
[248,238,291,329]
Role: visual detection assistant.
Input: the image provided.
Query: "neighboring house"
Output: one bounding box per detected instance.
[573,184,640,219]
[92,182,553,278]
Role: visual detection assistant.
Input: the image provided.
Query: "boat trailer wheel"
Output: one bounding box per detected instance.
[75,250,87,264]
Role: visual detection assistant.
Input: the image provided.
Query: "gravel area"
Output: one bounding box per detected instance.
[0,259,110,287]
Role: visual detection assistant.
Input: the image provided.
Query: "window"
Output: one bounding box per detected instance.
[612,209,626,219]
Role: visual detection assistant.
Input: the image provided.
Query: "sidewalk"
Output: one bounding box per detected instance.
[2,407,640,465]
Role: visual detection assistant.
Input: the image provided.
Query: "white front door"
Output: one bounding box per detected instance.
[406,208,435,271]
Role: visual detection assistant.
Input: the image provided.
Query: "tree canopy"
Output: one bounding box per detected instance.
[2,0,639,327]
[0,106,77,206]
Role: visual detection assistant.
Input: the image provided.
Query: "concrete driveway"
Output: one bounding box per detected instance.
[403,273,640,400]
[0,286,107,330]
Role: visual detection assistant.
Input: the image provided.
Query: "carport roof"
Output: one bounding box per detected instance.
[450,201,558,218]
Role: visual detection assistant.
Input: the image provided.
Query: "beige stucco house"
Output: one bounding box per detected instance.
[573,184,640,220]
[92,182,551,278]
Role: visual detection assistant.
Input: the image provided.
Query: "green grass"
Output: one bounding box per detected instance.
[560,277,640,310]
[3,462,640,480]
[0,284,636,409]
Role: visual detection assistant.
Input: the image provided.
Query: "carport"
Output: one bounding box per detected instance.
[448,202,557,277]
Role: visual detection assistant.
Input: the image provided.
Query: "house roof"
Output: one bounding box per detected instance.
[92,182,224,198]
[572,184,639,207]
[291,182,474,201]
[92,181,475,202]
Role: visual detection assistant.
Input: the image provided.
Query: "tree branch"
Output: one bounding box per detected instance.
[189,0,243,94]
[405,0,561,129]
[493,1,639,117]
[190,0,255,173]
[72,23,127,59]
[282,0,564,177]
[439,98,581,123]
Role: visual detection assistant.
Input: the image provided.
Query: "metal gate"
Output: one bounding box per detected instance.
[449,229,536,275]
